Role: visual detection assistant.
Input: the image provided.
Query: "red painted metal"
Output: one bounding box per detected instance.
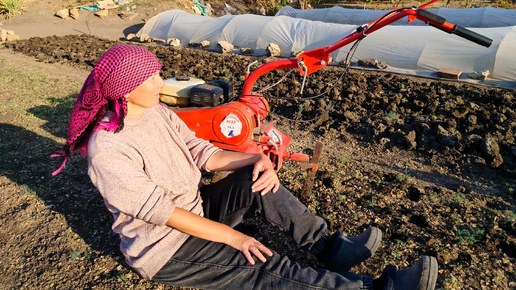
[242,0,464,95]
[174,95,301,170]
[176,0,478,170]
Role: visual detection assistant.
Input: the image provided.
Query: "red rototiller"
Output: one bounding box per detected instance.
[161,0,492,187]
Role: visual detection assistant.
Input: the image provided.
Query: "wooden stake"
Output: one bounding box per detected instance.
[301,141,324,196]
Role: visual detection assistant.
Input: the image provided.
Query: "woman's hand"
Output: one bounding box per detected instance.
[205,150,280,195]
[227,232,273,265]
[167,208,273,265]
[251,154,280,195]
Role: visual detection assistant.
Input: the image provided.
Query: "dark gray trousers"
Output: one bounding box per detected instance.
[153,166,371,289]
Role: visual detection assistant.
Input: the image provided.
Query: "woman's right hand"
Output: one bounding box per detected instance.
[227,232,273,265]
[166,208,273,265]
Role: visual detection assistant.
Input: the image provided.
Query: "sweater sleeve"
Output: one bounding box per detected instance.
[88,145,176,226]
[164,107,221,171]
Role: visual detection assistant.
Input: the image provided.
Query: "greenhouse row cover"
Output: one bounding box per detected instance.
[276,6,516,28]
[137,9,516,88]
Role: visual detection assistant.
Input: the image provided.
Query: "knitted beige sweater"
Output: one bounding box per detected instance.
[88,104,220,279]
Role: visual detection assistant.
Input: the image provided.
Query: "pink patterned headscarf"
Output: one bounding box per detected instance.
[52,44,162,175]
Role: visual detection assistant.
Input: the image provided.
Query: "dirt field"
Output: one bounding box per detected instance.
[0,0,514,289]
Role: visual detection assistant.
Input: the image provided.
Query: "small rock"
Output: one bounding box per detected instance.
[139,33,150,43]
[490,155,504,168]
[291,50,303,58]
[405,130,416,143]
[240,47,253,54]
[467,115,477,125]
[0,29,6,42]
[379,138,391,146]
[481,138,503,168]
[343,111,359,122]
[114,0,133,5]
[217,41,234,53]
[55,9,70,19]
[437,125,448,135]
[257,5,266,15]
[470,70,490,80]
[376,61,390,70]
[339,60,350,67]
[266,43,281,57]
[69,8,80,20]
[192,6,202,15]
[125,33,136,41]
[406,140,417,150]
[358,58,378,68]
[5,34,20,41]
[205,3,213,16]
[167,38,181,46]
[95,9,109,19]
[481,138,500,157]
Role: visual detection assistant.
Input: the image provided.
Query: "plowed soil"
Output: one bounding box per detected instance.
[1,1,515,289]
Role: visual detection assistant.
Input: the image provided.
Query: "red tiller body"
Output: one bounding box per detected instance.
[173,0,491,170]
[173,95,309,170]
[242,0,491,96]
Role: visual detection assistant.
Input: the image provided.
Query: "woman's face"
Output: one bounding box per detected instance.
[125,71,165,115]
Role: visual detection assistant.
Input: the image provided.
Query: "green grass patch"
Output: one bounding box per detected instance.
[0,0,24,19]
[456,227,484,245]
[384,111,399,120]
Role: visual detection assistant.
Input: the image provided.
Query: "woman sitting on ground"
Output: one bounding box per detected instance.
[53,44,438,290]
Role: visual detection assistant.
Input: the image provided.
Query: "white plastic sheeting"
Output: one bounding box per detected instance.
[138,10,516,88]
[276,6,516,28]
[138,10,356,56]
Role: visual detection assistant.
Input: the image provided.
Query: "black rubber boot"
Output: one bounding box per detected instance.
[373,256,438,290]
[317,227,382,272]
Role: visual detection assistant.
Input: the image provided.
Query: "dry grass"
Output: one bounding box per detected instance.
[0,0,25,19]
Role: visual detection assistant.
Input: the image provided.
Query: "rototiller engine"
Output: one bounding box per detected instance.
[160,75,310,171]
[160,0,492,173]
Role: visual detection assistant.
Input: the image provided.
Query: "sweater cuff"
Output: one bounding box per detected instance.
[146,186,177,226]
[201,148,222,172]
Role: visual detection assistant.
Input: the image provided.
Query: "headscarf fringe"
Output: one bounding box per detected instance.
[51,151,67,176]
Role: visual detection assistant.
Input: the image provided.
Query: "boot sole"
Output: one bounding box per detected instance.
[422,256,438,290]
[367,227,382,256]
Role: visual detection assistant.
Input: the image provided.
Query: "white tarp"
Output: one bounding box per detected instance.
[276,6,516,28]
[138,10,516,88]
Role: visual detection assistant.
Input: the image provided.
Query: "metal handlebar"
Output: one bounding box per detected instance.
[240,0,493,96]
[418,8,493,47]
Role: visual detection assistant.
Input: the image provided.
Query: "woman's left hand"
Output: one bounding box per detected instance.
[251,155,280,195]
